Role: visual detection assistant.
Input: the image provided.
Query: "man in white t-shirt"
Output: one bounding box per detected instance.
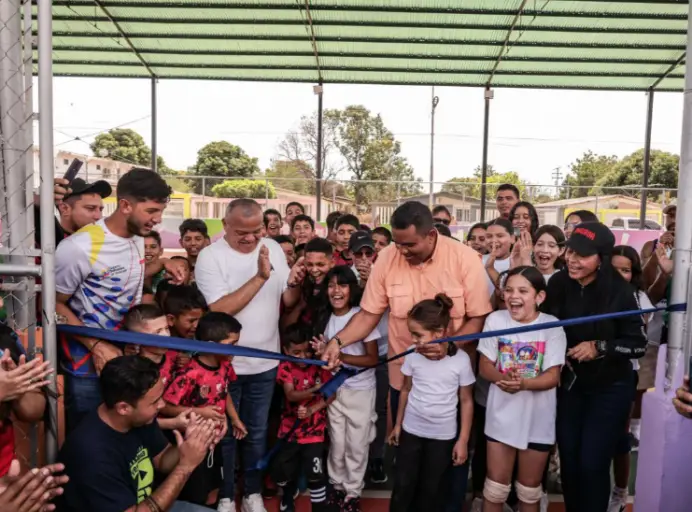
[55,169,184,434]
[194,198,304,512]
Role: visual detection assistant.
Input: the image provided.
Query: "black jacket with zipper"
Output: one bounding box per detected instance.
[542,268,647,389]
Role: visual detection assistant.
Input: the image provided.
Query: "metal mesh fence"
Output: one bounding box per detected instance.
[0,0,43,470]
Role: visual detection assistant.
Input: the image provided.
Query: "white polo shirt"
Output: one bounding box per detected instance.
[195,237,289,375]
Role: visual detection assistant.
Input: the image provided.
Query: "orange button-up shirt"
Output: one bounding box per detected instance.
[361,235,492,390]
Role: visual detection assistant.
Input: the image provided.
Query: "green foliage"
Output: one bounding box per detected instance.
[211,179,276,199]
[90,128,174,174]
[442,170,525,200]
[594,149,679,196]
[190,141,260,194]
[559,151,618,198]
[265,160,313,195]
[559,149,679,199]
[326,105,420,206]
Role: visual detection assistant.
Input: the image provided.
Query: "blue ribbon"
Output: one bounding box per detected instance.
[56,324,327,368]
[58,303,687,470]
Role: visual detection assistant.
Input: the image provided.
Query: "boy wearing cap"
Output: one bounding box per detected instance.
[349,231,377,287]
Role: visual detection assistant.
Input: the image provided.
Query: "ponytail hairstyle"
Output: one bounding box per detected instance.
[408,293,457,356]
[504,265,547,296]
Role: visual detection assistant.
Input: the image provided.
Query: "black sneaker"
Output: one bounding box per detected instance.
[369,458,388,484]
[343,496,361,512]
[279,484,297,512]
[326,488,346,510]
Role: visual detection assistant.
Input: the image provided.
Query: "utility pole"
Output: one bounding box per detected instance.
[551,167,563,198]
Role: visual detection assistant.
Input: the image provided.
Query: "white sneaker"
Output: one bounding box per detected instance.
[241,494,266,512]
[540,492,549,512]
[607,494,627,512]
[471,497,483,512]
[217,498,236,512]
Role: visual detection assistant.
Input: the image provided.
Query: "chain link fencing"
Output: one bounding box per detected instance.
[0,0,49,471]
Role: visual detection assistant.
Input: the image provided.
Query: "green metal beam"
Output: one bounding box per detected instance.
[40,32,687,50]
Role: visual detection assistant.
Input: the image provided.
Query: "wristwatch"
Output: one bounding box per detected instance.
[595,340,607,355]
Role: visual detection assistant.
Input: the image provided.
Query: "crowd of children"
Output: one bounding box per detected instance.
[5,188,664,512]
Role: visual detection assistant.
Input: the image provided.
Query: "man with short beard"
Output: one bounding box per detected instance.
[55,169,185,434]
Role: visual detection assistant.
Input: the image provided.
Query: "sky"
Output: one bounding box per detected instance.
[45,77,685,192]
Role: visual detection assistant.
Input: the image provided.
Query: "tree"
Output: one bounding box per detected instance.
[265,160,313,195]
[277,112,341,187]
[90,128,172,173]
[189,141,260,194]
[211,179,276,199]
[594,149,679,197]
[559,151,618,199]
[442,171,525,201]
[327,105,418,206]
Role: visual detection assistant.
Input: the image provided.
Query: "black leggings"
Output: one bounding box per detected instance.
[390,430,453,512]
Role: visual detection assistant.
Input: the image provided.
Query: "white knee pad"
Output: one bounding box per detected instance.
[515,481,543,504]
[483,478,511,504]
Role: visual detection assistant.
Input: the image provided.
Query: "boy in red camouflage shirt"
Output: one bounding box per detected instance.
[272,324,333,512]
[162,311,245,506]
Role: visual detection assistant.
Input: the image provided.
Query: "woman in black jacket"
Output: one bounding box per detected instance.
[542,222,647,512]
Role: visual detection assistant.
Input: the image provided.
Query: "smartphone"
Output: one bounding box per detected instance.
[513,227,521,237]
[562,361,577,391]
[62,159,84,184]
[688,356,692,392]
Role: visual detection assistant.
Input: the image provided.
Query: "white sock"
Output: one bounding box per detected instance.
[630,419,641,439]
[612,486,628,500]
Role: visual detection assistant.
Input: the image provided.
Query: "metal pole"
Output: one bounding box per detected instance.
[0,264,40,277]
[429,87,439,209]
[38,0,59,463]
[151,77,157,172]
[315,84,323,222]
[480,87,493,221]
[640,90,655,229]
[668,0,692,389]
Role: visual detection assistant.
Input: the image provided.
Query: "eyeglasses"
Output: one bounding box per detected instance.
[353,249,374,258]
[564,222,577,231]
[433,217,451,226]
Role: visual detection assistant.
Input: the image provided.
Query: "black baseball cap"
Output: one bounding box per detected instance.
[65,178,112,200]
[348,230,375,253]
[565,222,615,257]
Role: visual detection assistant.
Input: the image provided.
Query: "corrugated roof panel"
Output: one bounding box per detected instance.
[33,0,690,90]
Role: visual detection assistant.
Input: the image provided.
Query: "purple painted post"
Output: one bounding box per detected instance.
[635,346,692,511]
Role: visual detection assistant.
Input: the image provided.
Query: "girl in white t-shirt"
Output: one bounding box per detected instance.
[608,245,654,512]
[314,265,379,511]
[479,266,566,512]
[388,294,475,512]
[483,218,516,303]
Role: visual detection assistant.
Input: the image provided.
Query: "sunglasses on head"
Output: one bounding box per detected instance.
[433,217,451,226]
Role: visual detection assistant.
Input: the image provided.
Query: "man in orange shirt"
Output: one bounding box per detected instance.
[321,201,492,507]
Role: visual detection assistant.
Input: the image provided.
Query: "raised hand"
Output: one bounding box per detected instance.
[257,246,272,281]
[287,256,306,287]
[0,461,69,512]
[0,354,53,403]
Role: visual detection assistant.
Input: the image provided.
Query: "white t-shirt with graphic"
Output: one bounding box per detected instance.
[401,348,475,441]
[324,307,380,390]
[479,310,566,450]
[56,219,144,330]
